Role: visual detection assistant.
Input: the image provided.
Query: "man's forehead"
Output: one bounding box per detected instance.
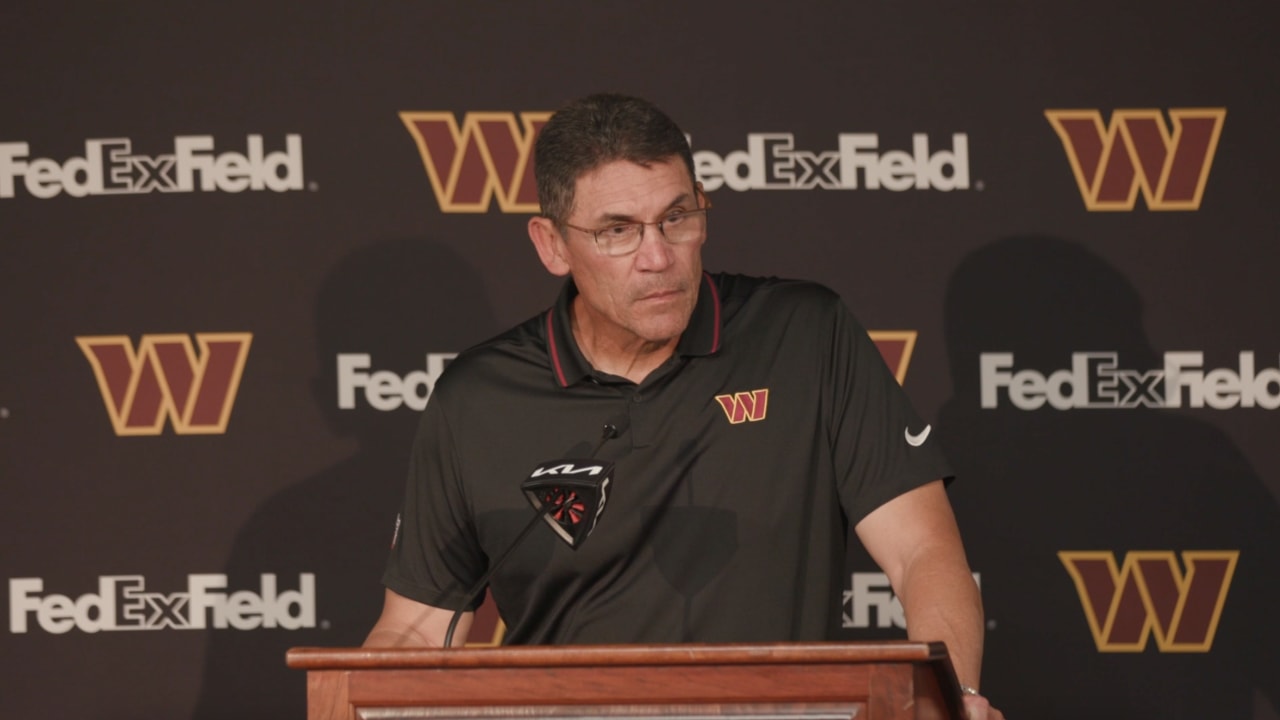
[570,157,695,219]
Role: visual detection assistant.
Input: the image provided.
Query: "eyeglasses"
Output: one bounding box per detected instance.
[562,203,711,257]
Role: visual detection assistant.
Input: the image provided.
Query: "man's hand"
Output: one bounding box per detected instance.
[963,692,1005,720]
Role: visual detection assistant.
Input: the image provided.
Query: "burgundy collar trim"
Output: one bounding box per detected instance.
[544,272,723,388]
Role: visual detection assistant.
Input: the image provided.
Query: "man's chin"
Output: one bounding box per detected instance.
[631,314,691,347]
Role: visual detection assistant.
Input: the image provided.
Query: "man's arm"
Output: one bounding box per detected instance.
[854,480,991,704]
[363,588,471,648]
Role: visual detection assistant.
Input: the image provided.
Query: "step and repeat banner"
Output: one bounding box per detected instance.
[2,3,1277,718]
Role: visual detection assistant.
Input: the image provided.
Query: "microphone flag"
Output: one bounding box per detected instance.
[520,459,614,548]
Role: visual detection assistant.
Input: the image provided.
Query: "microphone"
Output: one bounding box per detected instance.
[442,415,629,648]
[520,413,629,547]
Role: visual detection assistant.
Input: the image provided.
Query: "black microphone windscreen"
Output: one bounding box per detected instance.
[521,459,614,549]
[603,413,631,439]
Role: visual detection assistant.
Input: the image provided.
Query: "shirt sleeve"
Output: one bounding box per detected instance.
[825,297,953,526]
[381,392,489,611]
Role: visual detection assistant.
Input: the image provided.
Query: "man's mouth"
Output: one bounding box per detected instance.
[637,288,681,302]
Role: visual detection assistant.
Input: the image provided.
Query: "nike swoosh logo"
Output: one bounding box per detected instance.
[904,424,932,447]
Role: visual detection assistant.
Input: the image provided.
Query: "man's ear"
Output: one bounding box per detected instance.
[528,216,571,277]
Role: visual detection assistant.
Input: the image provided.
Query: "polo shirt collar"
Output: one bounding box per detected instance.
[544,271,723,388]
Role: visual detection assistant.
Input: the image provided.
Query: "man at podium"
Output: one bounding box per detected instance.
[364,93,1002,720]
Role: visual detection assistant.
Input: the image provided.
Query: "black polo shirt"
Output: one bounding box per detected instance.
[384,272,951,643]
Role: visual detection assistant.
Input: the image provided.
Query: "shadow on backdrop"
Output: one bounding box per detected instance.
[938,236,1279,719]
[193,237,499,720]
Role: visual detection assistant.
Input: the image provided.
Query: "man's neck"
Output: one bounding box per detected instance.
[570,302,678,384]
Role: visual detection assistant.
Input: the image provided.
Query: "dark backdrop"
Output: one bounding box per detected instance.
[2,3,1276,718]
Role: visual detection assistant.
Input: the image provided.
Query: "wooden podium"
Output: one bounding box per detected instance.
[287,641,965,720]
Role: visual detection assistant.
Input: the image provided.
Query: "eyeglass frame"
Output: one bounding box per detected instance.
[557,191,713,257]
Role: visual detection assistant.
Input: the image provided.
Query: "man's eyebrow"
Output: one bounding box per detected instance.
[596,192,695,224]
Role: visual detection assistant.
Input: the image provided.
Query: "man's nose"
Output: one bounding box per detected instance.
[632,223,675,271]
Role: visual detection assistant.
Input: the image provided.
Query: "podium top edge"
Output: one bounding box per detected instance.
[285,640,949,670]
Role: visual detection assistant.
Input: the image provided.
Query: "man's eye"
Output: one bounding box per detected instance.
[664,212,688,226]
[603,224,635,238]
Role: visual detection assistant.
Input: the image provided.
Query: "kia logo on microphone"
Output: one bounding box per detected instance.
[529,463,607,477]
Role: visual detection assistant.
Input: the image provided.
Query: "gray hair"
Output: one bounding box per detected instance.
[534,93,696,224]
